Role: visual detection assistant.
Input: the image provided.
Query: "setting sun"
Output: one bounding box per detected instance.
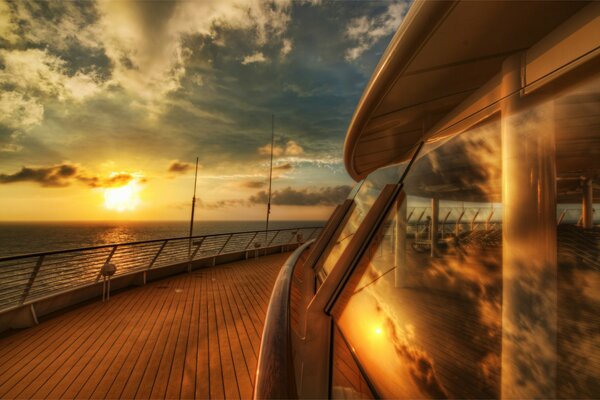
[104,180,141,212]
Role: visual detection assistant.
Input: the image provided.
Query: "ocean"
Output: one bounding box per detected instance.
[0,220,324,258]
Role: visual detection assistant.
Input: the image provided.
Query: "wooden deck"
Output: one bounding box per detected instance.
[0,252,289,399]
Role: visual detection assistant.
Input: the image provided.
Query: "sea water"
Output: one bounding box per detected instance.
[0,220,324,257]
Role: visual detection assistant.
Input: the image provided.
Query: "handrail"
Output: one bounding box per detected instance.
[254,239,314,400]
[0,226,323,314]
[0,227,321,262]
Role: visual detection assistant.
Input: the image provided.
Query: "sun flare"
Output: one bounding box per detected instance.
[104,180,141,212]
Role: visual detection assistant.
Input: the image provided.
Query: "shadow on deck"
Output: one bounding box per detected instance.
[0,252,289,399]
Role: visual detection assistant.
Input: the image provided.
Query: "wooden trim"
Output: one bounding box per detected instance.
[253,240,314,399]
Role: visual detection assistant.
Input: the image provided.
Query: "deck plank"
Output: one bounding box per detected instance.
[91,283,174,399]
[166,271,197,399]
[69,284,165,399]
[148,274,193,399]
[207,268,226,400]
[119,277,180,399]
[0,252,288,399]
[195,270,210,400]
[42,285,151,399]
[0,290,135,398]
[218,268,258,388]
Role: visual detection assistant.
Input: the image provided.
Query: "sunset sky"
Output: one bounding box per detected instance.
[0,0,408,221]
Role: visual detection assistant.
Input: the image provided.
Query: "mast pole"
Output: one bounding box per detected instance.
[266,115,275,243]
[188,157,199,272]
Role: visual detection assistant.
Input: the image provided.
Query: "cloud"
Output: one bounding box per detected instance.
[241,180,266,189]
[0,49,103,101]
[0,1,103,50]
[285,140,304,156]
[198,184,351,209]
[95,0,292,99]
[242,52,267,65]
[0,48,104,151]
[0,0,19,44]
[196,197,247,210]
[257,140,304,156]
[0,91,44,151]
[249,185,351,206]
[281,38,293,57]
[168,160,194,174]
[78,172,143,189]
[258,143,284,157]
[0,163,78,187]
[345,2,408,61]
[274,163,293,171]
[0,163,143,188]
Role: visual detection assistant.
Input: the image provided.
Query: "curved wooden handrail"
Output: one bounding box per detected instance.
[253,239,314,400]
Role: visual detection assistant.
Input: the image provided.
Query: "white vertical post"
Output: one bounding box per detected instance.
[500,54,557,399]
[582,178,593,228]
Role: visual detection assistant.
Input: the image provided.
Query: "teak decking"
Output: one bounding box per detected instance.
[0,252,288,399]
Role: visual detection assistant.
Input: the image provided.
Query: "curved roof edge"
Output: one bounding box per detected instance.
[343,1,454,181]
[343,0,592,181]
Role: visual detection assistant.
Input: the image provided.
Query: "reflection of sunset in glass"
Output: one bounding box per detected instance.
[104,180,141,212]
[374,327,382,335]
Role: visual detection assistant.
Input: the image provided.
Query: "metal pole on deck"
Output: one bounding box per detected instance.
[188,157,199,272]
[265,115,275,255]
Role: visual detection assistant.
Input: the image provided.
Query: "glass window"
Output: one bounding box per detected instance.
[331,117,503,399]
[330,70,600,399]
[554,73,600,399]
[331,324,375,399]
[315,155,415,282]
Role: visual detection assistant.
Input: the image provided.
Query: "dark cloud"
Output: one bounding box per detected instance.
[78,172,141,188]
[0,163,78,187]
[0,163,142,188]
[196,184,352,209]
[168,160,194,174]
[196,197,246,210]
[241,180,266,189]
[249,185,351,206]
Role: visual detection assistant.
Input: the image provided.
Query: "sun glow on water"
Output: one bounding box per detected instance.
[104,180,141,212]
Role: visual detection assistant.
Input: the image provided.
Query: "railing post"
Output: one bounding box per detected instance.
[148,240,169,269]
[145,240,168,284]
[244,232,259,259]
[455,209,465,236]
[557,210,567,225]
[267,230,280,247]
[442,210,452,237]
[471,208,481,231]
[415,208,426,241]
[217,234,233,255]
[284,230,297,252]
[485,208,495,231]
[96,245,118,282]
[21,255,44,305]
[188,237,205,272]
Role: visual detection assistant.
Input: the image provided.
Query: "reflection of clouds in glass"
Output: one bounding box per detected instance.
[556,231,600,398]
[337,282,447,399]
[320,163,407,275]
[381,308,448,399]
[406,120,501,203]
[335,197,503,398]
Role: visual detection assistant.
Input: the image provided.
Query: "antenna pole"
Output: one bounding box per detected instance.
[188,157,199,272]
[266,115,275,242]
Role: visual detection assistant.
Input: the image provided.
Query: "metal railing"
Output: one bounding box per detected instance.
[0,227,322,313]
